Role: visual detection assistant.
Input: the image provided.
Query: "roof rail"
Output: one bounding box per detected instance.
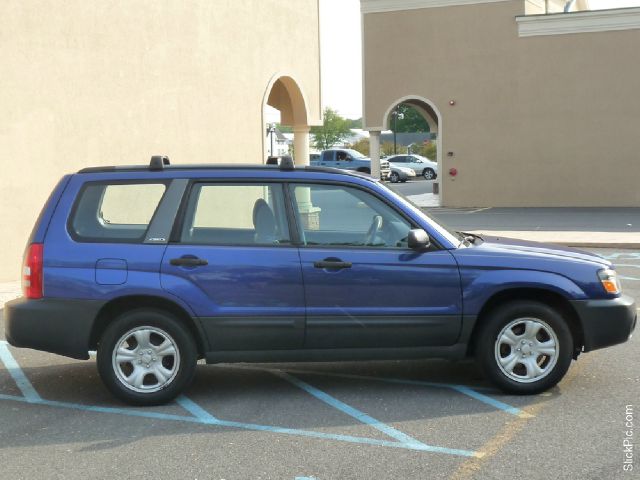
[150,155,170,171]
[265,155,295,171]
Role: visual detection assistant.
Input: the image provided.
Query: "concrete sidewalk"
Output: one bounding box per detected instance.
[426,207,640,248]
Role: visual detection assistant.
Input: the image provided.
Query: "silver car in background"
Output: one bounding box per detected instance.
[387,154,438,180]
[389,164,416,183]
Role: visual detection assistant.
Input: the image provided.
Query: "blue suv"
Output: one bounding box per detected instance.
[5,156,636,405]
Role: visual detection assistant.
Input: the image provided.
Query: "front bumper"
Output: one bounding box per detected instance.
[571,294,636,352]
[4,297,104,360]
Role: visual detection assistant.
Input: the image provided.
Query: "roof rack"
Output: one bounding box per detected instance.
[265,155,294,171]
[150,155,170,171]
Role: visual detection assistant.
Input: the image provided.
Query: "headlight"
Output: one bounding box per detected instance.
[598,268,621,295]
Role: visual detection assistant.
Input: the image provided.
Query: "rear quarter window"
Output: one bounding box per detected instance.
[69,182,167,242]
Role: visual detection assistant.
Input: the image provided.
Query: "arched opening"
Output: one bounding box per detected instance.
[262,74,311,166]
[379,96,443,207]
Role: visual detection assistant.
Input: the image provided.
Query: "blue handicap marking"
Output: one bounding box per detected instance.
[0,340,531,458]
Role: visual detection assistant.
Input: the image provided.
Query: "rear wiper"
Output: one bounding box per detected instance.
[458,231,483,244]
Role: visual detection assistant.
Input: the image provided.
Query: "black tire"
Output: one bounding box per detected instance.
[97,309,197,406]
[401,179,407,183]
[390,172,400,183]
[475,301,573,395]
[357,167,371,175]
[423,168,436,180]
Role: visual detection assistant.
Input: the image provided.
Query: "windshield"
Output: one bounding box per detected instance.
[383,185,463,246]
[344,149,367,159]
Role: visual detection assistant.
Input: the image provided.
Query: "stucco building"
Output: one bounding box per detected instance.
[0,0,322,281]
[362,0,640,207]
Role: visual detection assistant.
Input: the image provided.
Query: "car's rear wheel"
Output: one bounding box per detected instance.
[358,167,371,175]
[476,301,573,394]
[97,309,197,406]
[423,168,436,180]
[390,172,400,183]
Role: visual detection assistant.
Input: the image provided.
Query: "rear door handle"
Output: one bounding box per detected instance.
[170,257,208,267]
[314,259,352,270]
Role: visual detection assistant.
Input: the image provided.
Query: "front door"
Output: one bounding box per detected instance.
[289,183,462,349]
[161,182,305,351]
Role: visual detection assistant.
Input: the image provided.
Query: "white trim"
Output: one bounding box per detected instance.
[380,95,443,206]
[361,0,510,14]
[517,7,640,37]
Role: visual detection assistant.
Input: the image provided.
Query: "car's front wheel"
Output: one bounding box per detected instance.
[476,301,573,394]
[97,309,197,406]
[390,172,400,183]
[423,168,436,180]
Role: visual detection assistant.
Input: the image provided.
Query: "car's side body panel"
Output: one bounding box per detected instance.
[3,165,636,369]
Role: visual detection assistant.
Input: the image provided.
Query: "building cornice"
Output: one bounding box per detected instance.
[361,0,511,14]
[517,7,640,37]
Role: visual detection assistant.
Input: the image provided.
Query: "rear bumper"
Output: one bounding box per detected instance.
[4,297,104,360]
[571,294,636,352]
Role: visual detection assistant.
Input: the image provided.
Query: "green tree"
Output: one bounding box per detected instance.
[389,104,430,133]
[412,140,437,160]
[345,117,363,129]
[349,138,369,156]
[311,107,351,151]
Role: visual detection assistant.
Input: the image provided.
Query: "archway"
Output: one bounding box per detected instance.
[262,74,311,166]
[379,96,442,207]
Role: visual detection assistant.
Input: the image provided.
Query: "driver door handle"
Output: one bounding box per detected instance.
[314,259,352,269]
[170,257,208,267]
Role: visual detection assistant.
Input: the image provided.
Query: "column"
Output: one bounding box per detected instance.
[369,130,381,179]
[293,126,310,166]
[292,125,320,230]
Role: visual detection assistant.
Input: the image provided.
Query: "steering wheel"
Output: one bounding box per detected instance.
[364,215,383,246]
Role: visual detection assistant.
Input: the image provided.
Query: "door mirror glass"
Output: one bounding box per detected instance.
[407,229,430,249]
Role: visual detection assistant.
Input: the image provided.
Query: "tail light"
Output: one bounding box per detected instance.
[23,243,44,299]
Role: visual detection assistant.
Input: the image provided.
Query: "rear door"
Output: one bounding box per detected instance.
[289,182,462,349]
[161,181,305,351]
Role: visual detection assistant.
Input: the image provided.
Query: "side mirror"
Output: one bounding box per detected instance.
[408,229,430,249]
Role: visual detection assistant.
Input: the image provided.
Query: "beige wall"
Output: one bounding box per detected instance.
[0,0,321,281]
[363,0,640,207]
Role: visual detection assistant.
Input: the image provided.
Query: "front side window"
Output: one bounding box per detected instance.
[290,184,412,248]
[180,183,290,246]
[70,182,166,242]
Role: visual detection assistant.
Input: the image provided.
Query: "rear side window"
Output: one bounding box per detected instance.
[180,183,290,246]
[69,182,166,242]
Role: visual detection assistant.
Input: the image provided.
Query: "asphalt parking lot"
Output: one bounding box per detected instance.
[0,248,638,480]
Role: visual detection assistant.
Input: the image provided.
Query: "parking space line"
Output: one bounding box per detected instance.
[449,355,591,479]
[273,370,426,448]
[225,365,526,418]
[0,392,201,423]
[0,390,478,456]
[176,395,220,422]
[0,340,42,402]
[0,345,479,457]
[449,386,531,418]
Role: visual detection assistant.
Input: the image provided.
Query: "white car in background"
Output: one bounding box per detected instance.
[387,154,438,180]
